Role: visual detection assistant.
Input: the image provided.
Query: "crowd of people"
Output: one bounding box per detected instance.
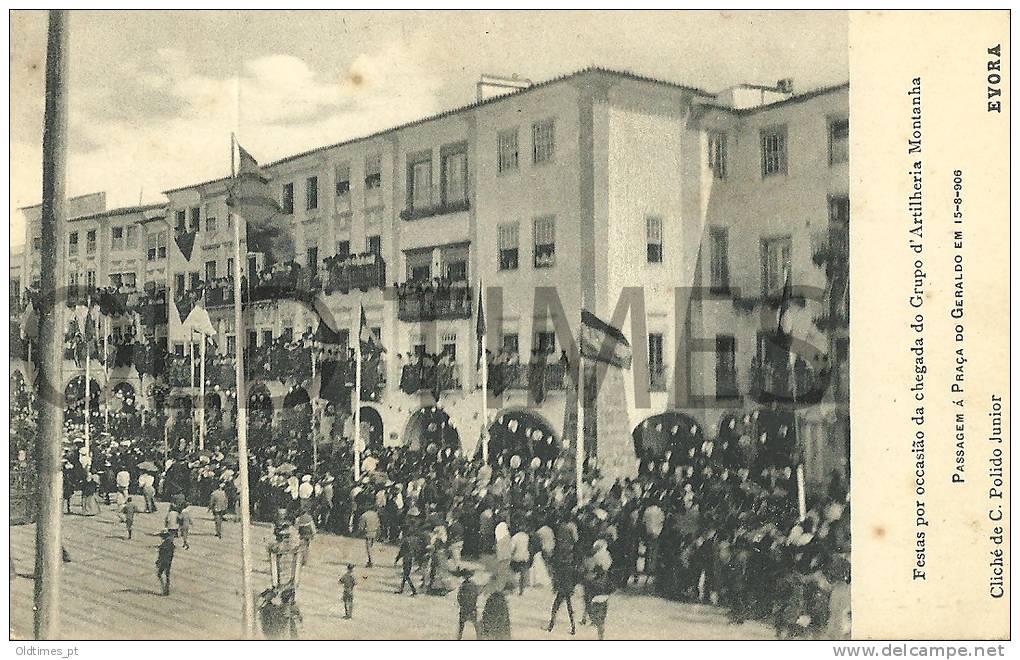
[395,277,472,320]
[11,358,850,639]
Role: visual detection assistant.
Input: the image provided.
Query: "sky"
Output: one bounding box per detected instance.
[9,10,848,246]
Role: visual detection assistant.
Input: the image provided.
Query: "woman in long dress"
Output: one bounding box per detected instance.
[480,589,511,640]
[82,474,101,516]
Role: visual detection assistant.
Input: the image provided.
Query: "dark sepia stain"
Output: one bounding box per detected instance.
[872,525,886,539]
[349,72,364,87]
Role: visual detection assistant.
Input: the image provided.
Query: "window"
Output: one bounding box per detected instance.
[498,223,519,271]
[336,240,350,261]
[709,227,730,293]
[67,271,79,287]
[829,117,849,165]
[446,260,467,282]
[410,264,431,282]
[248,331,258,349]
[123,272,136,289]
[335,163,351,197]
[502,333,519,355]
[227,257,234,276]
[282,183,295,214]
[532,119,555,164]
[109,273,123,288]
[85,270,96,289]
[189,271,201,289]
[306,176,318,210]
[31,234,40,252]
[68,232,79,256]
[441,144,468,206]
[497,128,519,173]
[157,233,167,259]
[175,210,186,231]
[648,333,665,388]
[715,335,738,399]
[760,125,788,177]
[646,216,663,263]
[189,207,201,231]
[226,335,236,354]
[262,330,273,347]
[205,260,217,281]
[533,216,556,268]
[365,154,382,189]
[535,331,556,354]
[174,343,185,357]
[174,272,186,292]
[761,236,792,296]
[367,235,381,256]
[125,225,138,248]
[86,230,97,254]
[708,131,727,179]
[111,226,124,251]
[829,194,850,225]
[307,247,318,277]
[206,216,217,233]
[407,151,432,211]
[146,233,157,260]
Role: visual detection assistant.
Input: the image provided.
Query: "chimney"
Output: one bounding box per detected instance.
[776,78,794,94]
[476,73,533,102]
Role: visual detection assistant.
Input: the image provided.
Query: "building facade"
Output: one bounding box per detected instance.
[11,67,849,487]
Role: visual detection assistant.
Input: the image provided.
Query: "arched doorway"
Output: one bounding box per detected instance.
[403,405,458,452]
[357,406,384,452]
[632,411,704,474]
[487,409,558,466]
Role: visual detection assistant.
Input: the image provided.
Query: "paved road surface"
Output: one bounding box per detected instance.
[10,501,775,640]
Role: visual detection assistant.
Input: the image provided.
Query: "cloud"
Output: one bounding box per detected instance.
[10,39,446,244]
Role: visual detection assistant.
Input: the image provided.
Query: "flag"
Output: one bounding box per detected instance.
[580,309,632,369]
[776,267,793,337]
[307,292,343,346]
[175,228,197,262]
[475,284,486,370]
[183,302,217,337]
[19,302,39,341]
[359,305,385,355]
[227,141,291,266]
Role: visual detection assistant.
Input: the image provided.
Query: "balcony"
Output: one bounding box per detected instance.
[399,199,470,222]
[497,361,569,392]
[748,356,828,405]
[399,359,462,394]
[322,252,386,294]
[397,281,472,322]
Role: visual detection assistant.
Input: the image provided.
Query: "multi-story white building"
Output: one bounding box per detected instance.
[11,67,849,486]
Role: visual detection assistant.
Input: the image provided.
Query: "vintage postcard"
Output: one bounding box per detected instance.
[5,9,1011,648]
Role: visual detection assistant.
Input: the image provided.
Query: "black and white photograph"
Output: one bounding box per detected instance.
[10,8,855,642]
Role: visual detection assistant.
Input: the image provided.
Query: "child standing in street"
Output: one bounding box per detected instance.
[338,563,356,620]
[121,496,138,539]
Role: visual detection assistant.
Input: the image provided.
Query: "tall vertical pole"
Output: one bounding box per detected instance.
[103,315,110,429]
[189,329,196,449]
[353,307,363,482]
[480,319,489,463]
[34,8,69,640]
[576,348,585,507]
[84,295,91,453]
[198,330,206,450]
[229,134,256,637]
[310,350,318,473]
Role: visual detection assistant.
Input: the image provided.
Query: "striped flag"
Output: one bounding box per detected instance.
[227,141,290,266]
[580,309,632,369]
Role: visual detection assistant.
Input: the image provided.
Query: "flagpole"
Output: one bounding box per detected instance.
[576,299,585,508]
[33,9,69,639]
[353,306,363,482]
[791,350,806,520]
[310,349,318,473]
[478,280,489,463]
[103,315,110,429]
[480,317,489,463]
[84,293,91,454]
[229,133,257,637]
[198,329,206,451]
